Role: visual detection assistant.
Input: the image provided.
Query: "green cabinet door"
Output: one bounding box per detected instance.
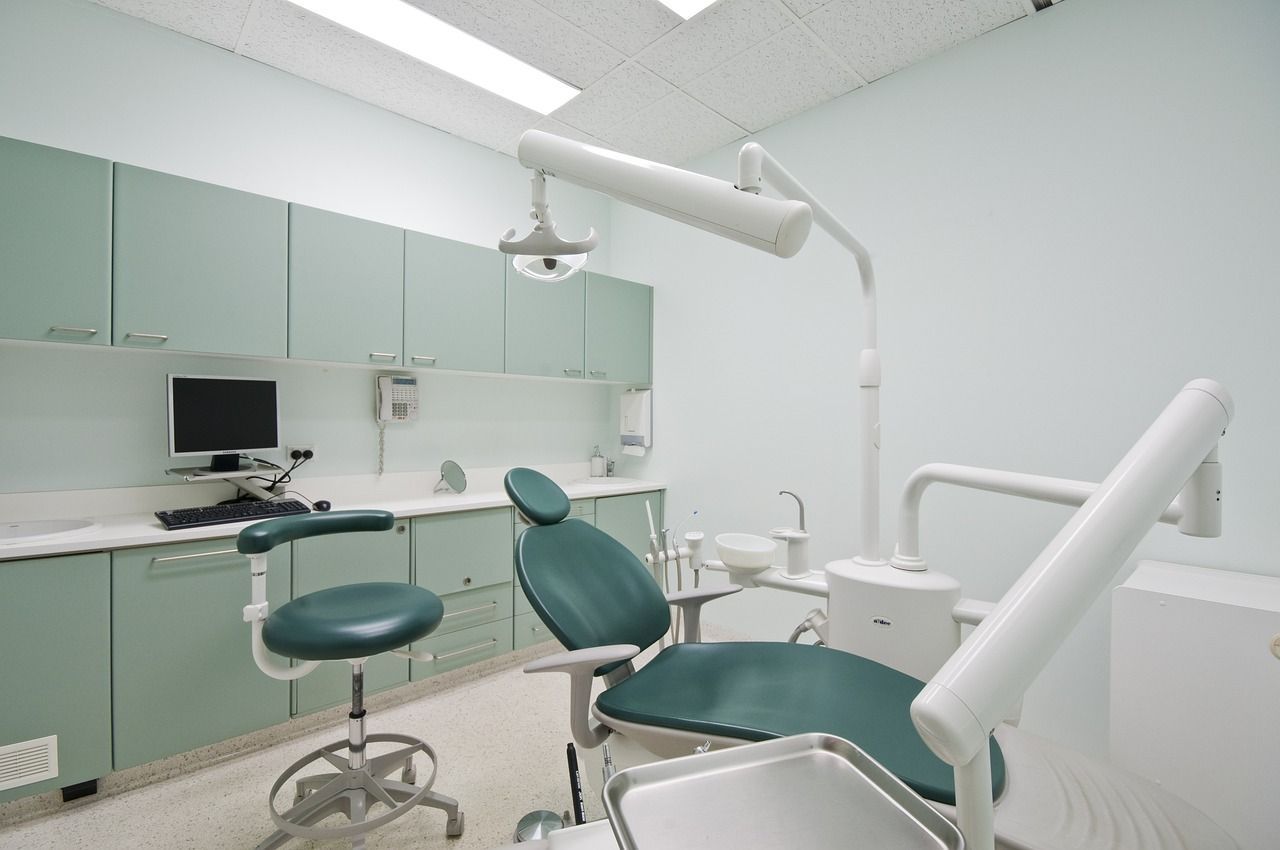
[504,266,585,379]
[112,164,287,356]
[291,522,412,714]
[112,540,291,769]
[0,137,111,346]
[289,204,404,366]
[595,491,663,563]
[414,508,513,597]
[403,232,505,373]
[0,553,111,803]
[586,273,652,384]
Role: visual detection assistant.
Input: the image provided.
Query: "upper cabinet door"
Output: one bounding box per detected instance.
[504,266,585,379]
[288,204,405,366]
[403,232,504,373]
[0,137,111,345]
[112,164,287,356]
[586,272,652,384]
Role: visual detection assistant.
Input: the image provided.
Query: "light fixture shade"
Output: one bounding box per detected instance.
[512,252,588,282]
[516,130,813,258]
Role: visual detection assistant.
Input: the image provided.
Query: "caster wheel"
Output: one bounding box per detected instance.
[446,811,465,837]
[401,765,417,785]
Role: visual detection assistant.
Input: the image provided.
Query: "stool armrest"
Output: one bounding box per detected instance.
[664,586,742,643]
[525,645,640,749]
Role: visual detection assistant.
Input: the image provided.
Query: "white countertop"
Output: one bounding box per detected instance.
[0,463,664,562]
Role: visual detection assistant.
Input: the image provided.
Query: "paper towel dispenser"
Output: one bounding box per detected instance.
[620,389,652,457]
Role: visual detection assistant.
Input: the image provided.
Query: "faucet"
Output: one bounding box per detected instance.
[778,490,806,532]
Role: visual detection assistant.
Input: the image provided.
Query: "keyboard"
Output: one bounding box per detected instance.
[155,499,311,531]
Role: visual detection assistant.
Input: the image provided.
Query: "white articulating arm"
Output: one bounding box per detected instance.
[525,644,642,749]
[910,379,1233,850]
[242,552,320,681]
[665,585,741,643]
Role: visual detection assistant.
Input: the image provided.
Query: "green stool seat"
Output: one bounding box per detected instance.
[594,641,1007,807]
[262,582,444,661]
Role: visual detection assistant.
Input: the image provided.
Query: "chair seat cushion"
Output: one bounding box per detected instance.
[262,582,444,661]
[594,641,1006,806]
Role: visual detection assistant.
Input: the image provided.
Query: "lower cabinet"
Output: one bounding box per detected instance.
[595,492,663,563]
[291,523,412,715]
[410,619,513,679]
[513,610,556,651]
[112,540,291,770]
[0,553,111,803]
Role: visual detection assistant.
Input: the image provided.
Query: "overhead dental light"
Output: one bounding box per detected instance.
[500,131,883,565]
[499,171,598,282]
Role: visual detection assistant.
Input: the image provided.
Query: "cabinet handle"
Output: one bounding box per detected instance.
[530,625,547,634]
[442,601,498,621]
[563,368,583,376]
[411,355,437,364]
[126,332,169,342]
[589,370,607,377]
[151,548,239,565]
[369,352,397,361]
[49,326,98,336]
[432,638,497,662]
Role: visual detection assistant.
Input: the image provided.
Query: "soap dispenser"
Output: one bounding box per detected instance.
[590,445,606,478]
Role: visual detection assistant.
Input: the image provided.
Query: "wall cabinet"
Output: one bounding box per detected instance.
[291,522,412,714]
[112,164,287,357]
[0,553,111,803]
[0,137,111,346]
[403,232,505,373]
[288,204,405,366]
[586,272,652,385]
[112,540,291,770]
[504,266,586,379]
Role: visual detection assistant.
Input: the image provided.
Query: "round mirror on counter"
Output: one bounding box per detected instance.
[435,459,467,494]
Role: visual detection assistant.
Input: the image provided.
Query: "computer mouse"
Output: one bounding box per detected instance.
[313,500,331,512]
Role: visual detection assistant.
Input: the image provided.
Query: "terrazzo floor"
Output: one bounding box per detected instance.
[0,657,610,850]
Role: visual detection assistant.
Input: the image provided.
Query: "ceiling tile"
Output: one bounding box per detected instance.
[531,0,682,56]
[779,0,832,14]
[499,117,608,158]
[240,0,540,150]
[804,0,1025,82]
[89,0,253,50]
[636,0,795,88]
[685,25,861,133]
[599,91,746,165]
[403,0,623,90]
[551,63,675,139]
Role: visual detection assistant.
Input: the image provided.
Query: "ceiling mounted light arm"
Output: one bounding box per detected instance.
[499,171,598,282]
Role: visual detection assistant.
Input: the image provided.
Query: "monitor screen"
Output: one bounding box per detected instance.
[168,375,280,470]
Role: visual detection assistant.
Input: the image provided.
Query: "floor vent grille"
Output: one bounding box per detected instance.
[0,735,58,792]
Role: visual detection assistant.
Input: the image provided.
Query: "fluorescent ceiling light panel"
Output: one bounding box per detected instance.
[655,0,718,19]
[286,0,579,114]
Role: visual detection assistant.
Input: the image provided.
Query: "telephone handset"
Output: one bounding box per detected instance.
[376,375,419,422]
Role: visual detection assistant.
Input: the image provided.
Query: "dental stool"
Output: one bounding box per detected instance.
[237,510,464,849]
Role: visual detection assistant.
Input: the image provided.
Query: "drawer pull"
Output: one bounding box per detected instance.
[125,332,169,342]
[563,368,583,376]
[151,548,239,565]
[442,601,498,621]
[411,355,437,364]
[432,638,497,662]
[49,326,98,336]
[369,352,397,360]
[589,370,607,377]
[530,625,547,634]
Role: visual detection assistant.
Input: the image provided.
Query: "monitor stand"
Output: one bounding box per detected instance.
[198,453,249,475]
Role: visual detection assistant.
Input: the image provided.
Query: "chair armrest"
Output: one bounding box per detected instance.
[664,586,742,643]
[525,645,640,749]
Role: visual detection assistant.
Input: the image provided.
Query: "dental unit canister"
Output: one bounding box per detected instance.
[590,445,606,478]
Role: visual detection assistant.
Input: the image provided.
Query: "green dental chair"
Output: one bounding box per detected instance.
[505,468,1006,807]
[237,510,464,849]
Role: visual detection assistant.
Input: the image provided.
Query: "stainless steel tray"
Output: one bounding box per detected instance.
[602,733,963,850]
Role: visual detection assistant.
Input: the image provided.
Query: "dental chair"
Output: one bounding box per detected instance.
[505,468,1239,850]
[237,510,464,849]
[505,467,1006,809]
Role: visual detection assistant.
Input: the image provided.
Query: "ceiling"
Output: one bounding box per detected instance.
[89,0,1036,165]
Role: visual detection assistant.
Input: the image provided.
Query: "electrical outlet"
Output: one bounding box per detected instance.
[286,444,315,462]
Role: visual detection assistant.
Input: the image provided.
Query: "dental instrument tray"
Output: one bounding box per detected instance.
[602,733,963,850]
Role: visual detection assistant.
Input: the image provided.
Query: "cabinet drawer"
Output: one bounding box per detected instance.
[435,583,513,636]
[514,581,533,616]
[513,611,556,651]
[414,508,512,596]
[410,619,513,680]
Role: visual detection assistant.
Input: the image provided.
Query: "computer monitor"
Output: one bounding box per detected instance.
[167,374,280,473]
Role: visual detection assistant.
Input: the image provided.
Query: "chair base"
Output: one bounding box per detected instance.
[255,732,463,850]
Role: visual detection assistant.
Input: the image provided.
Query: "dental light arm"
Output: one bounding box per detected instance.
[525,644,642,749]
[909,379,1234,850]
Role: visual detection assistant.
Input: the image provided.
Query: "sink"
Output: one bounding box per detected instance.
[0,519,100,543]
[571,477,638,487]
[715,533,777,575]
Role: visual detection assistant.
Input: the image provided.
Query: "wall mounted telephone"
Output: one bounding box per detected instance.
[376,375,419,422]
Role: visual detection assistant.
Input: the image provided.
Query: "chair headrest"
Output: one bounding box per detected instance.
[504,468,570,526]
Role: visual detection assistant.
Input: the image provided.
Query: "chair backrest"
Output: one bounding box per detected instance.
[506,468,669,663]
